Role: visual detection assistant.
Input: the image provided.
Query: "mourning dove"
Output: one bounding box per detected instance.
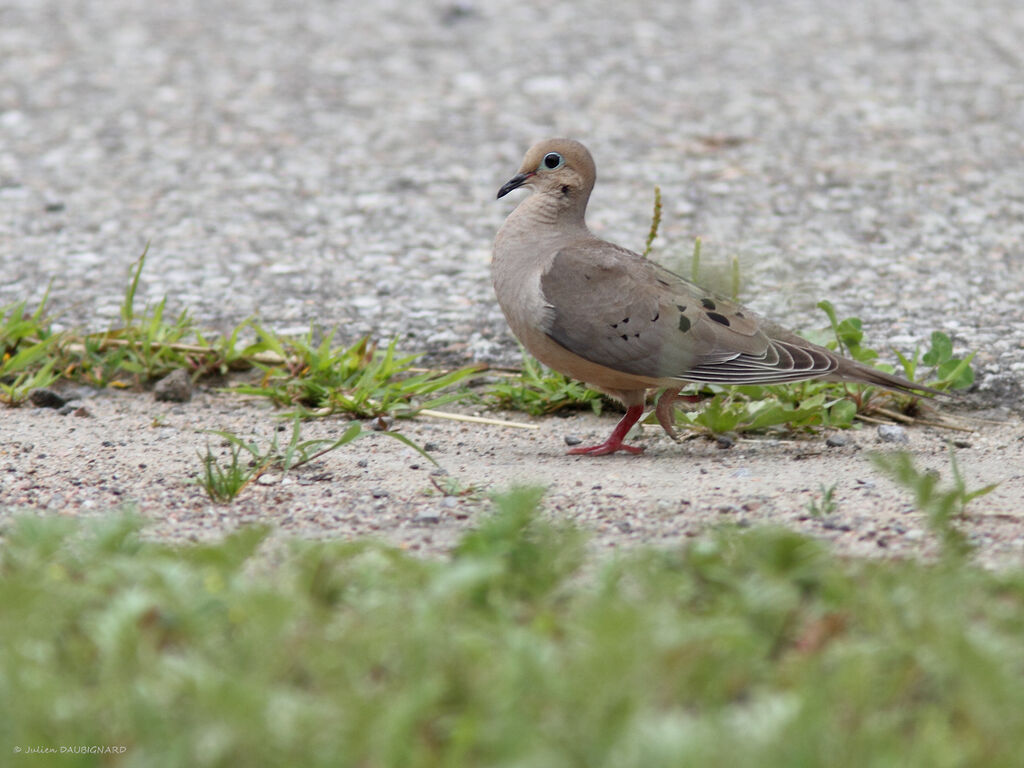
[492,138,941,456]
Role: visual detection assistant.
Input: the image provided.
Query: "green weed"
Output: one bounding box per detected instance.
[871,444,999,558]
[487,351,604,416]
[233,329,479,418]
[642,186,662,257]
[197,439,264,503]
[197,417,435,503]
[73,247,210,387]
[1,248,480,420]
[806,483,838,517]
[0,291,60,405]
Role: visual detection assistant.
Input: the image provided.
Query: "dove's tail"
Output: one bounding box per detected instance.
[829,356,946,397]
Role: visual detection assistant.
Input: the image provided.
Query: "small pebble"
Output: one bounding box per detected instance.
[29,388,66,409]
[414,512,440,525]
[424,442,439,451]
[877,424,908,443]
[715,434,735,449]
[153,369,193,403]
[371,488,389,498]
[257,474,279,485]
[730,467,752,478]
[564,434,583,446]
[826,433,850,448]
[822,521,852,531]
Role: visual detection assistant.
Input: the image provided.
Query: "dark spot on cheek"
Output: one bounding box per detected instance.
[678,316,691,333]
[707,312,730,326]
[701,298,716,310]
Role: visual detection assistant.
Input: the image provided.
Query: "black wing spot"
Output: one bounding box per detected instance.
[701,298,716,310]
[678,315,691,333]
[633,333,640,338]
[620,334,629,341]
[584,274,591,280]
[675,304,687,313]
[652,311,660,322]
[658,279,670,287]
[707,312,730,326]
[621,317,629,324]
[610,322,618,329]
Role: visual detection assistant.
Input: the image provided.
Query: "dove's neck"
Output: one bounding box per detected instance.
[498,189,591,250]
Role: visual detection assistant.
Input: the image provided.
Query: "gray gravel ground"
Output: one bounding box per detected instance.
[2,0,1023,559]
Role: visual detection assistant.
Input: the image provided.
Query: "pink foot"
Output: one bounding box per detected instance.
[566,404,645,457]
[567,441,644,456]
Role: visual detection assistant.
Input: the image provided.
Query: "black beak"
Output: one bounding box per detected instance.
[496,172,534,199]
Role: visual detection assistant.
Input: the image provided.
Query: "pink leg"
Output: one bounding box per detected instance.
[567,405,646,456]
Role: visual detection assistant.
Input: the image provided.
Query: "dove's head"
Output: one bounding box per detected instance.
[497,138,596,214]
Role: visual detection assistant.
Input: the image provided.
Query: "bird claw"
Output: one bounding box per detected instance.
[655,387,683,442]
[567,441,644,456]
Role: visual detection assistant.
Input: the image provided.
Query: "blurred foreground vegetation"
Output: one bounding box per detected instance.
[2,488,1022,767]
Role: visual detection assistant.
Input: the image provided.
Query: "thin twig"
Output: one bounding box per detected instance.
[869,406,917,424]
[418,409,539,429]
[854,413,892,425]
[856,409,973,433]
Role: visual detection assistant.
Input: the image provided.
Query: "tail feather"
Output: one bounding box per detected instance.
[830,356,945,396]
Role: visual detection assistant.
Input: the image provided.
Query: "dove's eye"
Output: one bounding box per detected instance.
[541,152,564,170]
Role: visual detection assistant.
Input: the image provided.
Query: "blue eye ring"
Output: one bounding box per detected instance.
[540,152,564,170]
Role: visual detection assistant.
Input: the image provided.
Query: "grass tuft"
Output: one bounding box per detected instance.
[196,418,435,503]
[1,247,482,420]
[232,330,480,419]
[486,352,604,416]
[871,444,999,558]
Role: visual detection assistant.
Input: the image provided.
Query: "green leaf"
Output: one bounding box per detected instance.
[827,399,857,427]
[836,317,864,348]
[937,355,975,389]
[922,331,953,366]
